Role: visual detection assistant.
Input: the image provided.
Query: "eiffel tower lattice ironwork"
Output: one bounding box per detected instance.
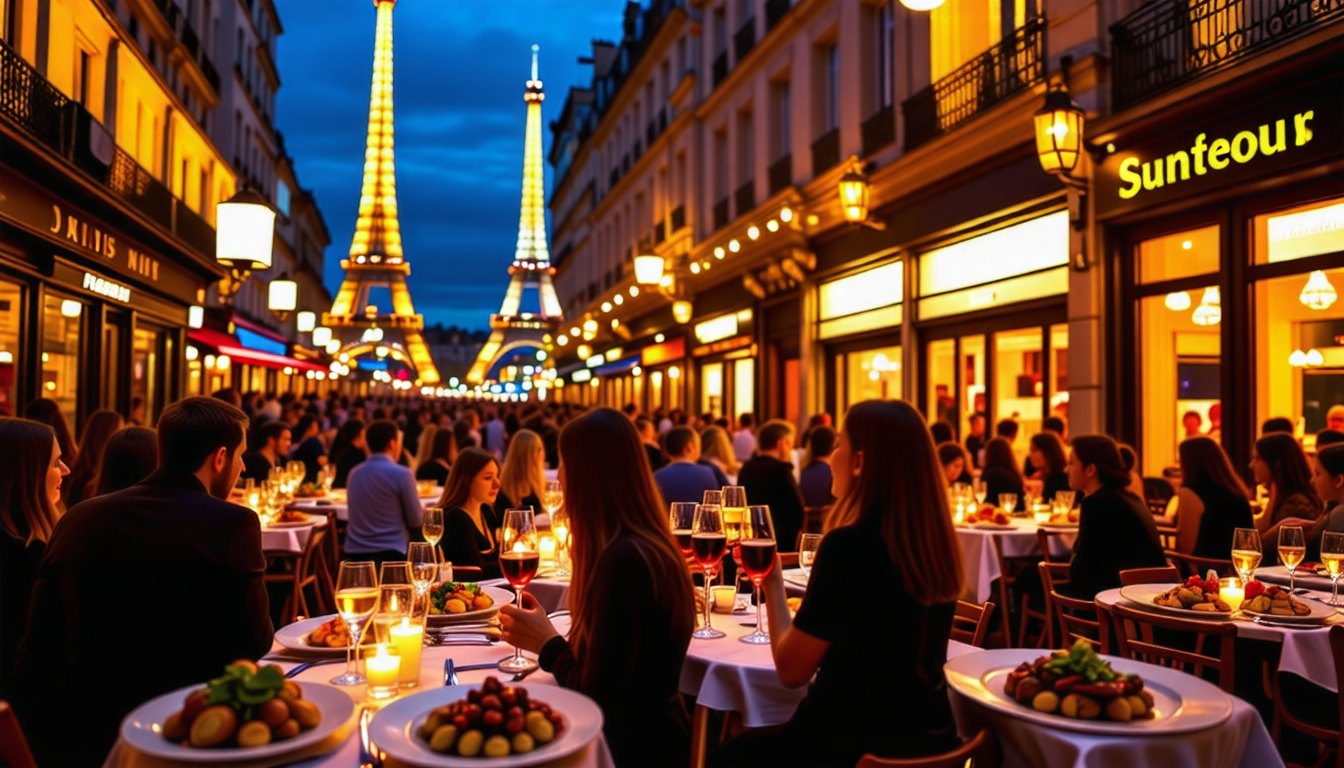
[465,46,564,385]
[322,0,440,385]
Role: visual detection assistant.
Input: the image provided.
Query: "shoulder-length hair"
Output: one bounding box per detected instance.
[429,427,457,465]
[67,410,124,505]
[559,408,695,656]
[983,437,1024,485]
[95,427,159,496]
[25,398,77,466]
[1256,432,1321,519]
[1030,432,1068,477]
[413,423,439,471]
[699,426,740,475]
[0,418,61,545]
[1070,435,1131,489]
[824,400,964,605]
[500,429,545,508]
[1179,436,1249,500]
[438,447,499,512]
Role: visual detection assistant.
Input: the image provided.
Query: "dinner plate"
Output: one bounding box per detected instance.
[1243,594,1339,624]
[120,680,354,762]
[275,614,365,655]
[1258,565,1335,591]
[1118,584,1236,621]
[782,570,810,588]
[266,513,320,528]
[1037,521,1079,530]
[971,521,1017,530]
[427,585,514,625]
[945,648,1233,736]
[370,683,602,768]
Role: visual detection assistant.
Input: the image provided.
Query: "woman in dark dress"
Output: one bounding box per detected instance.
[501,408,695,768]
[1030,432,1072,503]
[437,448,504,579]
[1174,436,1253,558]
[717,400,965,768]
[0,419,69,699]
[331,419,367,489]
[414,428,456,486]
[24,398,78,500]
[1063,435,1168,599]
[63,410,123,509]
[1253,432,1322,540]
[981,436,1026,506]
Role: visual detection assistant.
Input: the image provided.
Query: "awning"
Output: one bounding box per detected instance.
[596,355,641,376]
[188,329,326,372]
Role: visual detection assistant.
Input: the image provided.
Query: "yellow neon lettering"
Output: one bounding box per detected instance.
[1166,151,1190,182]
[1231,130,1258,163]
[1295,111,1314,146]
[1118,157,1142,199]
[1208,138,1231,170]
[1259,119,1286,155]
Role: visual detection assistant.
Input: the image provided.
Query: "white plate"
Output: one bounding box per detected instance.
[1118,584,1236,621]
[1258,565,1335,591]
[266,513,320,529]
[1243,593,1339,623]
[276,614,358,656]
[1038,521,1079,530]
[945,648,1233,736]
[370,683,603,768]
[120,680,354,762]
[428,585,514,625]
[971,521,1017,531]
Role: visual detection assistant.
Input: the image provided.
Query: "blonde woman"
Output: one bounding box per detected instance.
[498,428,545,514]
[413,423,439,473]
[700,426,740,485]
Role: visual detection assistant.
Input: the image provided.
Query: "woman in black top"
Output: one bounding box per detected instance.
[501,408,695,768]
[437,448,504,579]
[1253,432,1322,539]
[415,428,456,486]
[981,437,1026,506]
[495,429,546,514]
[331,420,367,489]
[94,427,158,496]
[937,441,973,487]
[716,400,965,768]
[1030,432,1072,503]
[1174,436,1253,558]
[1063,435,1168,599]
[25,398,78,501]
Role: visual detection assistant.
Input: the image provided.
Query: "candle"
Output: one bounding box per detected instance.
[711,585,737,613]
[1220,578,1245,612]
[539,534,557,565]
[388,618,422,687]
[365,644,400,698]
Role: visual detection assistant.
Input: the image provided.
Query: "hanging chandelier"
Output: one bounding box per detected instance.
[1191,287,1221,326]
[1300,270,1338,310]
[1164,292,1192,311]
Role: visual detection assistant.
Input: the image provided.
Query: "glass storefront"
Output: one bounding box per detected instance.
[132,326,161,425]
[0,279,20,417]
[835,345,901,419]
[42,294,82,427]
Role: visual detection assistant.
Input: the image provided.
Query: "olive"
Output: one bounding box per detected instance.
[457,729,484,757]
[1032,691,1060,713]
[484,734,511,757]
[181,690,210,724]
[237,720,272,748]
[290,699,321,729]
[162,711,188,741]
[419,711,445,740]
[274,719,301,740]
[483,710,504,728]
[430,724,459,753]
[189,705,238,748]
[512,731,536,754]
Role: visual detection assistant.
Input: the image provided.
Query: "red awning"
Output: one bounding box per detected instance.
[188,329,326,373]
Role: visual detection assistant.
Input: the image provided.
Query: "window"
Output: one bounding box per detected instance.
[1141,284,1221,475]
[841,345,902,419]
[277,179,291,217]
[1254,199,1344,265]
[713,7,727,56]
[1139,224,1219,282]
[930,0,1007,82]
[0,279,20,416]
[702,361,724,417]
[132,326,162,424]
[734,358,754,423]
[737,108,754,185]
[772,80,791,159]
[714,128,729,198]
[875,2,894,109]
[42,295,82,427]
[75,48,91,106]
[824,45,839,132]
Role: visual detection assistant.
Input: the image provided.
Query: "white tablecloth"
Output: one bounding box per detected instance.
[957,521,1076,603]
[260,516,324,554]
[291,492,442,522]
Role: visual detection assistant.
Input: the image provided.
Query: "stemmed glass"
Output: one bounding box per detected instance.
[1322,532,1344,606]
[1231,527,1263,589]
[973,477,987,506]
[722,486,748,590]
[331,561,378,686]
[1279,525,1306,594]
[408,543,437,622]
[373,581,414,643]
[798,534,822,579]
[545,482,570,577]
[739,505,777,645]
[498,508,540,674]
[422,507,444,562]
[691,503,728,640]
[670,502,697,558]
[319,464,336,494]
[999,494,1019,515]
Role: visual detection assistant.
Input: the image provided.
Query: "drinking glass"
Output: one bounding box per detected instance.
[670,502,698,558]
[1322,532,1344,606]
[499,508,540,673]
[739,505,777,645]
[798,533,822,578]
[542,480,564,517]
[999,494,1018,515]
[331,561,378,686]
[1231,528,1263,588]
[973,477,987,505]
[702,489,724,507]
[691,503,728,639]
[551,510,572,578]
[408,542,437,621]
[722,486,748,589]
[1279,526,1307,593]
[1056,490,1076,509]
[320,464,336,493]
[372,583,414,643]
[422,506,444,560]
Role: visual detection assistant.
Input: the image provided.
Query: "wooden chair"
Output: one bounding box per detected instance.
[1144,476,1175,517]
[952,600,997,649]
[319,509,340,607]
[265,526,329,625]
[1040,562,1109,653]
[1155,523,1180,551]
[1166,550,1235,579]
[990,533,1044,648]
[1271,624,1344,768]
[855,728,991,768]
[0,701,37,768]
[1120,566,1182,585]
[1018,527,1074,649]
[1109,602,1237,692]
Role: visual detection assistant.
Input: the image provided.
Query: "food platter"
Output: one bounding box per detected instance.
[1118,584,1234,621]
[428,585,514,625]
[266,513,321,529]
[274,614,353,656]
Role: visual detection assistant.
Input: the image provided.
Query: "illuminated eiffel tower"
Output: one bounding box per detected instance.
[323,0,440,385]
[465,46,563,385]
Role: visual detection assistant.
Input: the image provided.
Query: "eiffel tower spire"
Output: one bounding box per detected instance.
[349,0,402,265]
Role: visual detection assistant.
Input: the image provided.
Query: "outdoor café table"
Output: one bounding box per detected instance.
[259,513,326,555]
[956,520,1077,603]
[290,490,442,522]
[487,569,809,617]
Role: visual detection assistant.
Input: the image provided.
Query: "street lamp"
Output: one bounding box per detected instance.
[268,273,297,322]
[1034,84,1085,176]
[634,253,665,285]
[215,189,276,304]
[188,305,205,329]
[296,311,316,332]
[312,326,333,347]
[900,0,946,9]
[839,162,885,229]
[672,299,693,324]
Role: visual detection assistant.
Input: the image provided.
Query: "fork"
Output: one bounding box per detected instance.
[511,667,540,683]
[359,707,383,768]
[444,659,458,686]
[284,658,344,678]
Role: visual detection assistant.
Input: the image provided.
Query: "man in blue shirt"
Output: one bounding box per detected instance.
[654,426,721,504]
[345,419,423,566]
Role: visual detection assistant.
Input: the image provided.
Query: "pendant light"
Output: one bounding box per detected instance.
[1164,292,1191,311]
[1300,270,1338,310]
[1191,287,1222,326]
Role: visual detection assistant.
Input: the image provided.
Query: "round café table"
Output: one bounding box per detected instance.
[260,513,327,555]
[956,520,1076,604]
[291,490,443,522]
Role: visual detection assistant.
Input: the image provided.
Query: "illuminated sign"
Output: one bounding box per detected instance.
[82,272,130,303]
[586,355,604,368]
[695,310,751,345]
[642,337,685,366]
[571,369,593,382]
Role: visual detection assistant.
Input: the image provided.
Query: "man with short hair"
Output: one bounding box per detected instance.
[733,412,756,463]
[654,427,720,504]
[965,413,987,468]
[737,419,806,551]
[15,397,271,766]
[242,419,291,481]
[636,416,667,470]
[346,419,424,566]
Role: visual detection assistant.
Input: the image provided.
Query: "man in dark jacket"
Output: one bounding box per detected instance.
[14,397,272,766]
[737,419,806,552]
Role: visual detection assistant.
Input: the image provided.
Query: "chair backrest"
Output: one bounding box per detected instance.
[951,600,996,649]
[779,552,799,568]
[1035,527,1072,564]
[855,728,989,768]
[1119,566,1181,586]
[1041,561,1103,651]
[1165,550,1235,579]
[1109,602,1237,692]
[0,701,37,768]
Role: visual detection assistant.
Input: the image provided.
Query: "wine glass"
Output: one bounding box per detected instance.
[422,507,444,561]
[1322,532,1344,606]
[1231,527,1263,588]
[1279,526,1306,593]
[670,502,697,558]
[331,561,378,686]
[408,542,437,622]
[798,533,822,579]
[1056,490,1076,509]
[722,486,748,590]
[499,508,540,674]
[973,477,987,505]
[320,464,336,493]
[542,480,563,517]
[372,583,414,643]
[739,505,776,645]
[702,489,723,507]
[691,503,728,640]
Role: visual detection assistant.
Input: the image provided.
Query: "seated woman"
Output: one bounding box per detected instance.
[437,448,503,579]
[415,428,456,487]
[290,416,327,484]
[981,437,1026,507]
[92,427,158,497]
[1030,432,1072,503]
[1063,436,1168,599]
[699,425,739,486]
[331,419,367,489]
[798,426,836,508]
[1254,432,1322,541]
[495,429,545,514]
[1173,436,1253,559]
[500,408,695,768]
[937,442,973,487]
[64,410,123,509]
[715,400,965,768]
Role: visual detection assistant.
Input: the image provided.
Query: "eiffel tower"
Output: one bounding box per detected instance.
[465,46,563,385]
[323,0,440,385]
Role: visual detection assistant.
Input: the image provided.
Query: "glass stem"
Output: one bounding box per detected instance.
[1334,576,1340,606]
[514,590,525,663]
[1290,568,1295,593]
[346,623,361,677]
[754,581,764,631]
[703,567,715,631]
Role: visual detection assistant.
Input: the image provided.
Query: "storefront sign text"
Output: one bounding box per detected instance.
[50,204,161,281]
[82,272,131,303]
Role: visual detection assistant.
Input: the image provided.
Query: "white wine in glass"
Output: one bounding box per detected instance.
[331,561,378,686]
[408,542,437,622]
[1323,532,1344,606]
[1279,525,1306,593]
[1231,527,1263,588]
[798,534,822,578]
[422,506,444,557]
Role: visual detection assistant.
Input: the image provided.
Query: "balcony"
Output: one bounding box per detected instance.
[713,197,730,231]
[670,204,686,232]
[766,0,792,30]
[734,19,757,62]
[768,154,792,194]
[713,51,730,88]
[811,128,841,174]
[734,181,755,218]
[861,105,896,155]
[901,18,1046,151]
[0,41,70,155]
[1110,0,1344,109]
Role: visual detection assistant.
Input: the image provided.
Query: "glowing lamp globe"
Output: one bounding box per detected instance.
[216,189,275,270]
[634,254,666,285]
[1034,88,1085,175]
[838,170,869,224]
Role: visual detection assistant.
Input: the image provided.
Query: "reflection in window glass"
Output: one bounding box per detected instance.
[132,327,160,425]
[701,362,723,418]
[1140,287,1221,476]
[42,295,81,428]
[927,339,956,433]
[0,280,20,417]
[1255,198,1344,265]
[733,358,754,425]
[842,346,902,420]
[994,329,1043,460]
[960,335,986,447]
[1255,266,1344,449]
[1049,324,1069,422]
[1138,225,1220,283]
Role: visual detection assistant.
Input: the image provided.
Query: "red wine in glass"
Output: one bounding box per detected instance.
[739,539,777,580]
[692,532,728,566]
[673,529,694,556]
[501,551,540,588]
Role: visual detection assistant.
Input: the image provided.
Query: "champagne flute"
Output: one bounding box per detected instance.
[1322,532,1344,606]
[670,502,697,558]
[408,542,437,622]
[798,533,822,579]
[499,508,540,673]
[739,505,777,645]
[1279,526,1306,593]
[422,506,444,561]
[543,480,568,575]
[691,503,728,640]
[542,480,564,517]
[331,561,378,686]
[973,477,987,506]
[1231,527,1263,588]
[722,486,748,590]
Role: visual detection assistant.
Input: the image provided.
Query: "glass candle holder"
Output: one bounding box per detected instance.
[365,644,400,699]
[1219,578,1245,612]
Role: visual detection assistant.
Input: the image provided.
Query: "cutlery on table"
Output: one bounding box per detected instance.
[359,707,383,768]
[444,659,458,686]
[283,658,344,678]
[1250,616,1323,629]
[511,667,539,682]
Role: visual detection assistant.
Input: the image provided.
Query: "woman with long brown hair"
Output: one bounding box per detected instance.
[94,427,159,497]
[718,400,965,767]
[1030,431,1071,503]
[496,429,545,514]
[437,448,503,579]
[0,418,69,698]
[1252,432,1321,537]
[699,424,740,484]
[981,436,1026,506]
[500,408,695,768]
[1173,437,1253,557]
[414,427,456,486]
[64,410,124,508]
[24,398,77,497]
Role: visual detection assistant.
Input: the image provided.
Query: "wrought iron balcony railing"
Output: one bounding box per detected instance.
[713,197,730,231]
[901,18,1046,151]
[811,128,841,173]
[0,40,70,154]
[861,105,895,155]
[713,51,730,88]
[768,154,792,194]
[670,204,686,232]
[734,20,757,62]
[1110,0,1344,109]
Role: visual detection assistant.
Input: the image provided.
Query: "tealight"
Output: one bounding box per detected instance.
[366,644,400,699]
[1220,578,1245,612]
[539,534,557,565]
[711,585,737,613]
[388,618,423,687]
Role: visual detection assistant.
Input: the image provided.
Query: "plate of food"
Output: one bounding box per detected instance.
[120,661,353,762]
[1038,510,1080,529]
[1241,581,1337,623]
[1119,576,1233,619]
[266,510,319,528]
[370,677,602,767]
[293,483,327,499]
[275,615,375,655]
[944,640,1233,735]
[429,583,513,625]
[970,507,1016,530]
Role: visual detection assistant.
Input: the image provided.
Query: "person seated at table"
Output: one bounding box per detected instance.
[716,400,964,768]
[698,425,738,486]
[739,420,806,552]
[500,408,695,768]
[242,419,291,482]
[938,441,973,487]
[496,429,546,514]
[63,409,122,509]
[1118,443,1149,501]
[637,416,668,471]
[1172,436,1253,558]
[14,397,271,767]
[1030,431,1072,503]
[92,426,159,497]
[414,427,456,487]
[331,418,368,489]
[437,448,504,579]
[654,426,721,505]
[290,415,328,484]
[930,419,955,444]
[1254,432,1322,543]
[345,419,424,568]
[1061,435,1167,599]
[981,436,1026,508]
[799,426,837,508]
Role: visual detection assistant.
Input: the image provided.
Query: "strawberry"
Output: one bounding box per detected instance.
[1244,581,1264,600]
[1203,579,1219,594]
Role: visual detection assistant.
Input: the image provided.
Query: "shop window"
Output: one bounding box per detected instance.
[929,0,1021,81]
[42,295,82,427]
[842,346,902,419]
[918,212,1069,320]
[927,339,957,431]
[1140,286,1221,476]
[132,327,161,425]
[819,261,903,340]
[702,362,723,418]
[1254,265,1344,448]
[959,336,987,443]
[650,370,664,411]
[1049,324,1069,421]
[1138,224,1219,283]
[0,280,20,417]
[1255,199,1344,265]
[994,328,1043,438]
[734,358,754,424]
